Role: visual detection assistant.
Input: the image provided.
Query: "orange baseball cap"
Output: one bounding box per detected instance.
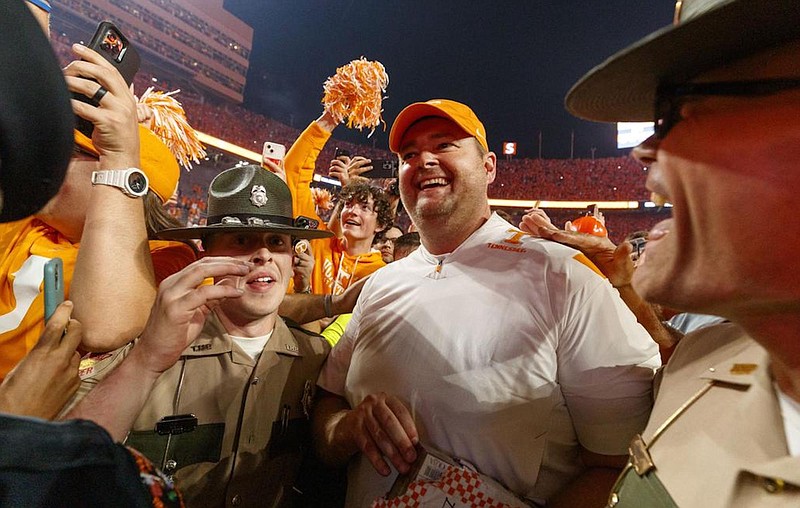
[74,125,179,204]
[388,99,488,153]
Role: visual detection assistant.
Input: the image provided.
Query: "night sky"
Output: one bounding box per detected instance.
[224,1,674,159]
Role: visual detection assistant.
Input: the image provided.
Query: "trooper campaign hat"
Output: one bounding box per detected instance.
[155,165,333,241]
[566,0,800,122]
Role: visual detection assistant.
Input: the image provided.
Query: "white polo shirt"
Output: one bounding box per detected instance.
[318,213,660,505]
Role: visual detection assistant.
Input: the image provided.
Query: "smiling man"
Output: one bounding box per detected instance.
[565,0,800,506]
[312,99,661,506]
[78,165,333,507]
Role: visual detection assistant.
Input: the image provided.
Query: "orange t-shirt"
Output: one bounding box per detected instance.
[0,218,195,378]
[285,122,385,295]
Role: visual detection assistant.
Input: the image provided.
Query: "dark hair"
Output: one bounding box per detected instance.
[393,232,421,259]
[372,225,402,246]
[338,181,394,232]
[624,230,649,242]
[144,191,183,237]
[145,191,199,254]
[394,232,420,250]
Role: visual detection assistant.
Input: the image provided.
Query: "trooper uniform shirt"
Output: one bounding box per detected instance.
[83,312,329,508]
[609,323,800,508]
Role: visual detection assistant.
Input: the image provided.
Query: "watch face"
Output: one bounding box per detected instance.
[127,171,148,195]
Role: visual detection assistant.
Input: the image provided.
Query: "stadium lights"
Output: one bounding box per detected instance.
[197,131,261,163]
[199,133,651,211]
[488,199,640,210]
[643,201,673,208]
[314,174,342,186]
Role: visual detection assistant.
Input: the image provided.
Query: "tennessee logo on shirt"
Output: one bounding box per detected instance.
[486,228,532,253]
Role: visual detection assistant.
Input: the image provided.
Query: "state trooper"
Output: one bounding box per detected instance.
[81,165,333,507]
[566,0,800,506]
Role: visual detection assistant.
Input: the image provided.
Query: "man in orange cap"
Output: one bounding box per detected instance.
[0,38,194,382]
[313,99,661,506]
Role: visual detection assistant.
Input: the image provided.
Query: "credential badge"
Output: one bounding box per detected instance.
[250,185,268,207]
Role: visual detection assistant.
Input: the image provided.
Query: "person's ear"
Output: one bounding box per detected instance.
[484,151,497,184]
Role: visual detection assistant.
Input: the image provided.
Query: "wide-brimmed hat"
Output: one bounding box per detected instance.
[0,0,73,222]
[566,0,800,122]
[155,165,333,241]
[389,99,488,153]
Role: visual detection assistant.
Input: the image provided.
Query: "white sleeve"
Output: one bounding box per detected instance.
[556,270,661,456]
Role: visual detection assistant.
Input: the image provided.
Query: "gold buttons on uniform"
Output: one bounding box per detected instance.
[763,477,785,494]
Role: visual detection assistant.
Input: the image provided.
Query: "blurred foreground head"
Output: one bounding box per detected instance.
[0,0,72,222]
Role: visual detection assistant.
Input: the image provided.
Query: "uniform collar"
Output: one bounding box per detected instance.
[182,313,303,360]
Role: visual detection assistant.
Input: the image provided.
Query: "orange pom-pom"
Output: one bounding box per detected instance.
[138,87,206,170]
[322,58,389,136]
[311,187,334,211]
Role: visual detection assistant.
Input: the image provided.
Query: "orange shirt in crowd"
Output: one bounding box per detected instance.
[0,218,196,379]
[285,121,385,295]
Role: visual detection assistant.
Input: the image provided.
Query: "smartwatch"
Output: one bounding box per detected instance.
[91,168,149,198]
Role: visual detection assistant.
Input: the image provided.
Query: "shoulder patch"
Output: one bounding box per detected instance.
[572,253,606,279]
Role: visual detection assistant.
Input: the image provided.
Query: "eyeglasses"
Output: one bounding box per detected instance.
[654,78,800,139]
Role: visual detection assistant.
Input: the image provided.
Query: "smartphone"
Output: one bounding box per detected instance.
[43,258,64,323]
[334,147,350,159]
[362,159,399,179]
[262,142,286,167]
[73,21,141,137]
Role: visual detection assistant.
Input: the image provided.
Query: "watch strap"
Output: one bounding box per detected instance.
[91,168,147,197]
[91,169,128,188]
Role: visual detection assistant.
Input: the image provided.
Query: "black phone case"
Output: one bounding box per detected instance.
[73,21,141,137]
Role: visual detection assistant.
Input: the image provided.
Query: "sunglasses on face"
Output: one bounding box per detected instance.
[654,78,800,139]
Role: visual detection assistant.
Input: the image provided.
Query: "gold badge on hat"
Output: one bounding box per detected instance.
[250,185,268,207]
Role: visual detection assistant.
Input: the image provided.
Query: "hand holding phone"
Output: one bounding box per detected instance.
[262,142,286,166]
[43,258,65,323]
[72,21,141,137]
[362,158,399,179]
